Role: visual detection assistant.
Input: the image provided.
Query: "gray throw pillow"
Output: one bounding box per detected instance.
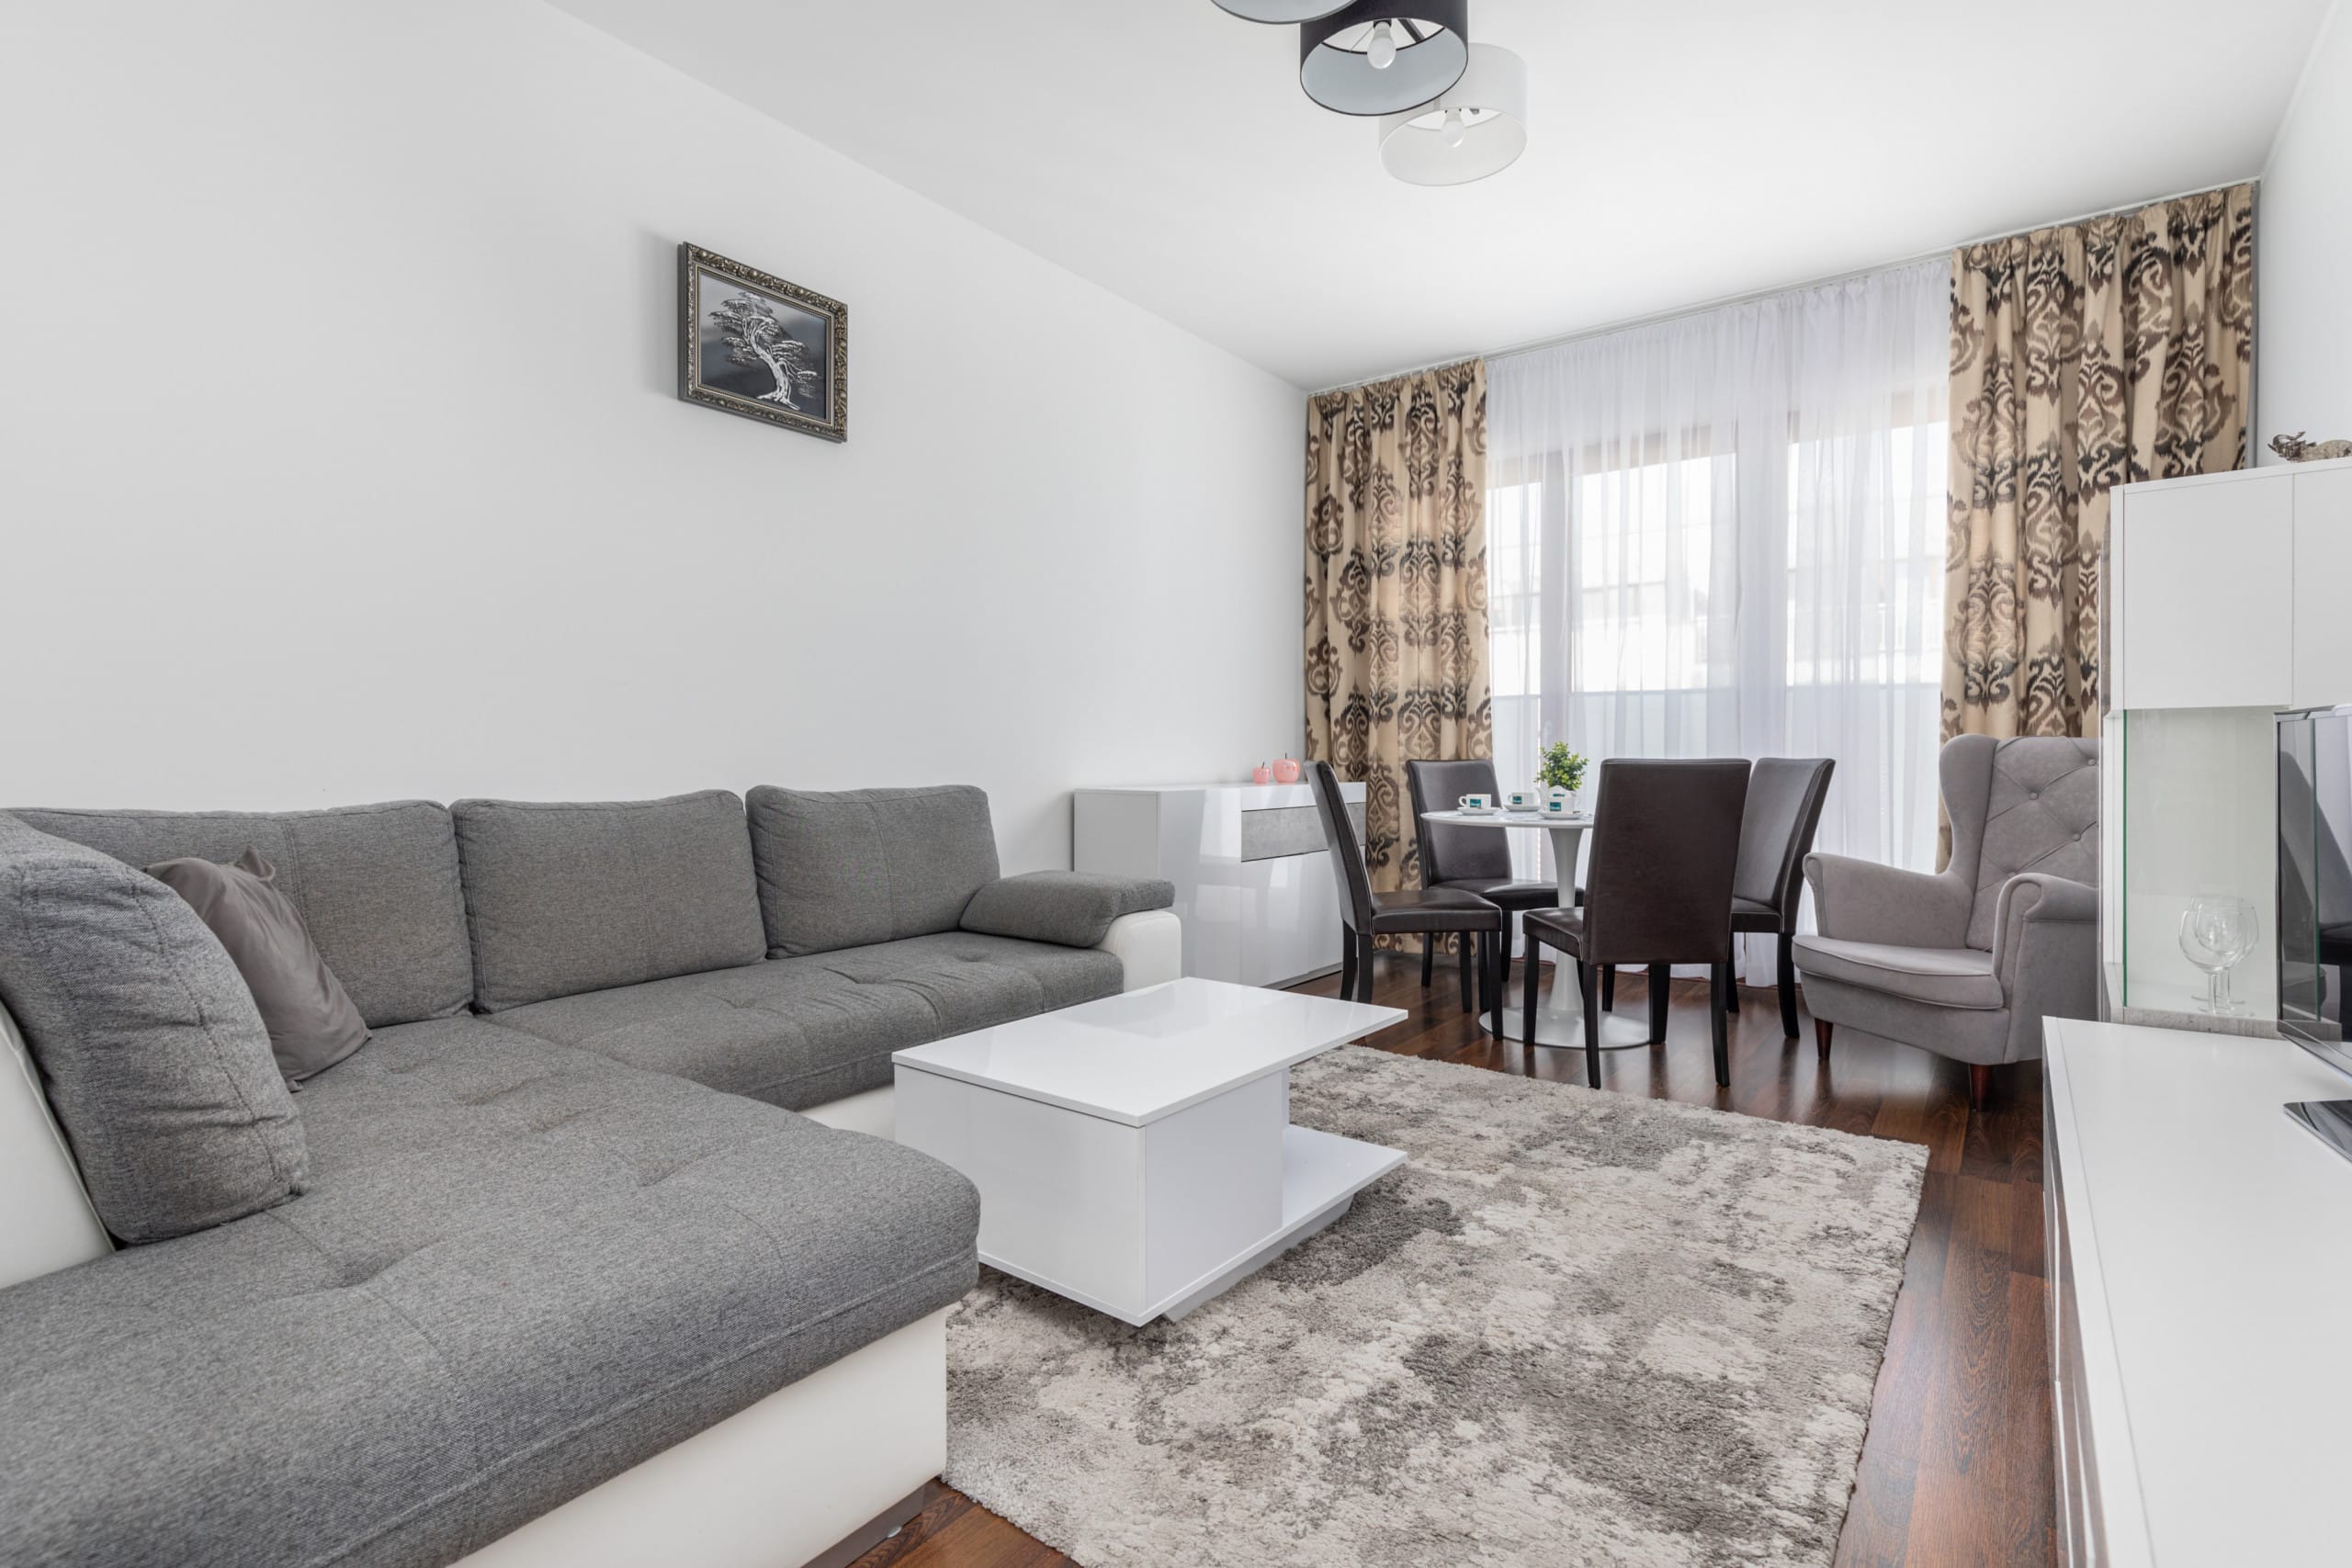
[0,814,307,1244]
[147,850,370,1083]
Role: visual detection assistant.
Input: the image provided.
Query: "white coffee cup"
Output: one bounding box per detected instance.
[1542,795,1575,817]
[1457,793,1492,812]
[1504,789,1537,811]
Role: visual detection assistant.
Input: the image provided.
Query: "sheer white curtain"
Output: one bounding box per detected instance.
[1487,259,1950,975]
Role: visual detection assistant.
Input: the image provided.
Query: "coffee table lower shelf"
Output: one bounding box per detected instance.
[979,1125,1404,1326]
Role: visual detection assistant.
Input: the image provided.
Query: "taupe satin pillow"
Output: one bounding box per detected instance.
[147,849,370,1083]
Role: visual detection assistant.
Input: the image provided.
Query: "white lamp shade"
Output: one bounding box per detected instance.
[1212,0,1352,19]
[1376,43,1528,186]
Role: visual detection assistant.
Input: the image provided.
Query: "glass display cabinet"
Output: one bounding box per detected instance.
[2102,705,2280,1032]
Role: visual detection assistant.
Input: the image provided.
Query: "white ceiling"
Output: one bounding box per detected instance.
[553,0,2333,390]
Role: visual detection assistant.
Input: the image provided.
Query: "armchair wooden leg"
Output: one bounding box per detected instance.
[1815,1019,1833,1061]
[1422,938,1435,988]
[1646,964,1670,1045]
[1457,934,1474,1012]
[1968,1063,1992,1111]
[1600,963,1616,1011]
[1725,972,1741,1013]
[1356,932,1377,1005]
[1776,933,1800,1039]
[1521,933,1542,1045]
[1710,962,1731,1088]
[1487,931,1505,1040]
[1581,954,1603,1089]
[1340,931,1356,999]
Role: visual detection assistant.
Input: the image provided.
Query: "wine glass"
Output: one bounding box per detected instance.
[2179,897,2260,1015]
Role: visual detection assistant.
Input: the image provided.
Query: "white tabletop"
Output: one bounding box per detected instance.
[1421,808,1592,828]
[2045,1018,2352,1564]
[892,976,1405,1126]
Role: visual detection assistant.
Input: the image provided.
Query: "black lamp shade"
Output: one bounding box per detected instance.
[1299,0,1469,117]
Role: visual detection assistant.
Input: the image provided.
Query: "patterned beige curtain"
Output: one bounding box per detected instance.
[1942,183,2255,744]
[1304,359,1491,931]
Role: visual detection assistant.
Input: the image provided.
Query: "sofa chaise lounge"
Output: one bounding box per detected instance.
[0,785,1178,1568]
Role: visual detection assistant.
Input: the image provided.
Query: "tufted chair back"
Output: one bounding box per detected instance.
[1940,735,2100,952]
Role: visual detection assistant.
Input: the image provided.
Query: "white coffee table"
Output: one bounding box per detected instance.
[891,977,1407,1325]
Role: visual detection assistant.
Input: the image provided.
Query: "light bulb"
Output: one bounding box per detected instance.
[1365,20,1396,69]
[1442,107,1466,148]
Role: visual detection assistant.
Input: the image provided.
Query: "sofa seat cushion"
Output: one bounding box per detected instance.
[452,793,768,1011]
[495,933,1125,1110]
[0,1016,978,1568]
[9,801,471,1028]
[1792,935,2005,1010]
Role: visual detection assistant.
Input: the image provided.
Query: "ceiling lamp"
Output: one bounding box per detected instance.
[1211,0,1352,19]
[1298,1,1468,117]
[1376,42,1526,185]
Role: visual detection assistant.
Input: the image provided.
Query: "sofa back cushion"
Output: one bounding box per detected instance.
[452,792,767,1011]
[0,815,308,1244]
[746,785,1001,956]
[9,802,472,1029]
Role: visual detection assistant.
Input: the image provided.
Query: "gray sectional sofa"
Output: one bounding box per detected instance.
[0,785,1179,1568]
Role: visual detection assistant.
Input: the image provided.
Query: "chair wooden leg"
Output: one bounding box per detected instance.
[1815,1019,1833,1061]
[1968,1063,1992,1111]
[1581,954,1603,1089]
[1422,938,1435,988]
[1487,931,1505,1040]
[1521,933,1542,1045]
[1356,933,1377,1005]
[1646,964,1670,1044]
[1710,962,1731,1088]
[1600,963,1616,1011]
[1456,934,1473,1012]
[1340,932,1356,999]
[1777,933,1800,1040]
[1725,970,1741,1013]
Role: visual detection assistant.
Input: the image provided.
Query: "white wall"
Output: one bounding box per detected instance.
[0,3,1305,871]
[2258,0,2352,464]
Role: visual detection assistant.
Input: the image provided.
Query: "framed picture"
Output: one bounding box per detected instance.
[677,243,848,442]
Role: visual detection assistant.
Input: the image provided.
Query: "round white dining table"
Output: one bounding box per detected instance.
[1418,808,1657,1051]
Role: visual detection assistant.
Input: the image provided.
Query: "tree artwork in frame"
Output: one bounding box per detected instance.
[677,243,848,442]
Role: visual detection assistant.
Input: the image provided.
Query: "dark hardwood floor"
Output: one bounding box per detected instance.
[853,955,2054,1568]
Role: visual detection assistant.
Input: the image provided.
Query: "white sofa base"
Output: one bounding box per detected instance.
[458,1307,948,1568]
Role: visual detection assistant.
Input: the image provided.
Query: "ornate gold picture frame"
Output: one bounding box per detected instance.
[677,243,848,443]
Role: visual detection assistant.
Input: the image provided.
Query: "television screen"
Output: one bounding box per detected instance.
[2279,706,2352,1065]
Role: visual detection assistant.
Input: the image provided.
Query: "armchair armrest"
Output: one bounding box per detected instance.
[1993,872,2100,1062]
[959,870,1175,949]
[1803,852,1973,948]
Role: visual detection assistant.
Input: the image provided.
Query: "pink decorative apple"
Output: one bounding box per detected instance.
[1252,762,1272,785]
[1272,755,1301,784]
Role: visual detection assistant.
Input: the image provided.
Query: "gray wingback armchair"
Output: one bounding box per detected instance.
[1793,734,2098,1108]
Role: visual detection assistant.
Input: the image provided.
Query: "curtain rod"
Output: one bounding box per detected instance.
[1306,175,2260,397]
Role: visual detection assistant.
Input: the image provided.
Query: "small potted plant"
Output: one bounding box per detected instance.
[1537,742,1588,808]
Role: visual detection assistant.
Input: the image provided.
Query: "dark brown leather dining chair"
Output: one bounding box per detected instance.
[1521,759,1749,1089]
[1404,759,1568,993]
[1309,761,1504,1037]
[1725,757,1835,1040]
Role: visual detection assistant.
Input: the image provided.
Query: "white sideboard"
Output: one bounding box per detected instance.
[2044,1017,2352,1565]
[1073,782,1364,989]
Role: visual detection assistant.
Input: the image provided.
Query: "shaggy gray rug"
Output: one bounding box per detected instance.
[944,1046,1928,1568]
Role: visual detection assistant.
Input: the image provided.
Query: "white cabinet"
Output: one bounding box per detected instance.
[2293,465,2352,708]
[2109,456,2352,711]
[1073,782,1364,988]
[2045,1018,2352,1565]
